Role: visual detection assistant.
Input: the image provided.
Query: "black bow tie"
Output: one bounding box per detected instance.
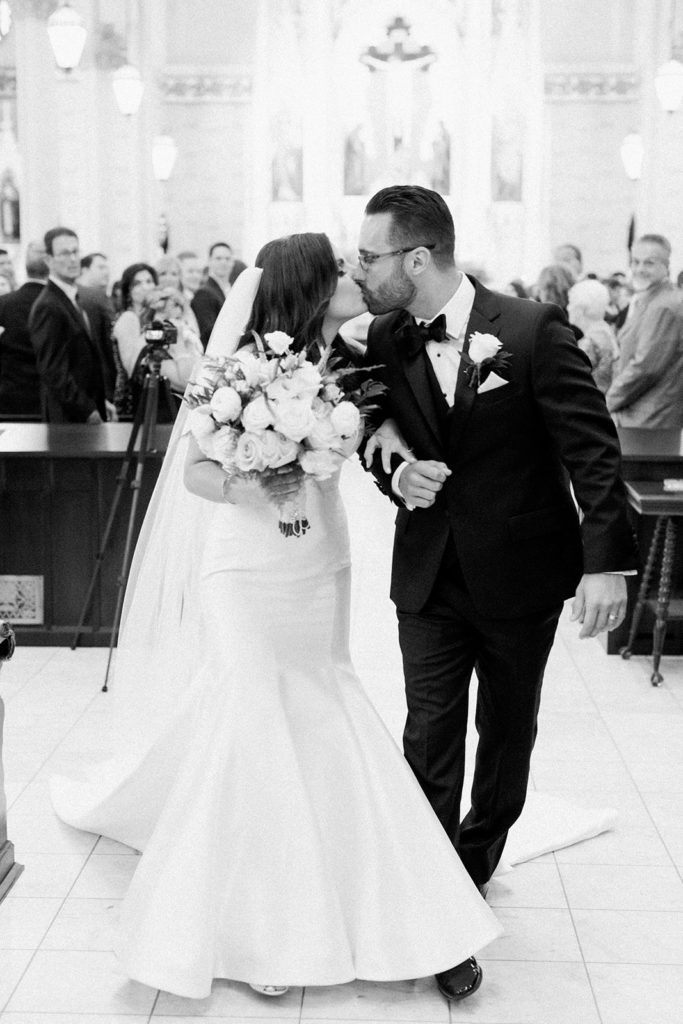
[397,313,449,358]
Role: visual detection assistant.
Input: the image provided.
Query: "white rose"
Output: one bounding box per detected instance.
[233,349,262,387]
[468,332,502,364]
[260,429,300,468]
[234,431,266,473]
[264,330,293,355]
[272,397,316,443]
[322,382,343,402]
[330,401,361,439]
[299,448,342,479]
[290,364,322,402]
[266,376,293,403]
[241,395,275,432]
[211,425,240,467]
[187,404,215,442]
[307,407,342,450]
[209,385,242,423]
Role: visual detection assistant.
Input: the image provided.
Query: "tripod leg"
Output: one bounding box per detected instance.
[102,370,161,691]
[71,394,147,649]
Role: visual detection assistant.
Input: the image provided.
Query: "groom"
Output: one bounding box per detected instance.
[355,186,638,1002]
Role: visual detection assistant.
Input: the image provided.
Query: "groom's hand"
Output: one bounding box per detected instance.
[570,572,628,638]
[398,461,451,508]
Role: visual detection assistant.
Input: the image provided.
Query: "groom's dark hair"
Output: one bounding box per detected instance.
[365,186,455,270]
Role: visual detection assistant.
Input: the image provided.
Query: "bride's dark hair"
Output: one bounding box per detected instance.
[239,232,338,356]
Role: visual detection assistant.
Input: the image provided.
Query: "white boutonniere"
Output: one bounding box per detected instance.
[464,332,512,390]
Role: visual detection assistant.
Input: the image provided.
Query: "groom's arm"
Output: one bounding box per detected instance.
[531,307,638,573]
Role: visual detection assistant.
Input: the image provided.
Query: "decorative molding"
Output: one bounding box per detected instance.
[0,69,16,97]
[159,69,253,103]
[545,69,640,101]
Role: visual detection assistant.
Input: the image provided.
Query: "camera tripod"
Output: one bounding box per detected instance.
[71,343,178,691]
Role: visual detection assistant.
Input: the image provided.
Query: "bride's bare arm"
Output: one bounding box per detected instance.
[363,417,416,473]
[184,435,302,506]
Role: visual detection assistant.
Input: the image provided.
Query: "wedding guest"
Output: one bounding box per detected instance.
[79,252,110,293]
[177,250,203,298]
[0,253,48,420]
[29,227,110,424]
[536,263,575,315]
[191,241,246,349]
[502,278,528,299]
[0,249,15,291]
[567,279,618,394]
[0,272,12,296]
[155,255,183,292]
[111,262,157,420]
[604,271,631,330]
[606,233,683,428]
[553,242,583,281]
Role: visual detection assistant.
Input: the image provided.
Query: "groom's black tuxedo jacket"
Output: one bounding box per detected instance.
[365,277,638,619]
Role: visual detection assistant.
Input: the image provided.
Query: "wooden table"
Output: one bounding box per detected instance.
[618,480,683,684]
[600,429,683,656]
[0,423,172,646]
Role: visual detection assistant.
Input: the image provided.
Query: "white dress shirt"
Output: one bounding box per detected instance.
[391,274,474,498]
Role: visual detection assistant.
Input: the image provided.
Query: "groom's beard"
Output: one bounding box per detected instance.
[360,268,416,316]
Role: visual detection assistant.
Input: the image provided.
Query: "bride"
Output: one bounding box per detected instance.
[51,232,502,1000]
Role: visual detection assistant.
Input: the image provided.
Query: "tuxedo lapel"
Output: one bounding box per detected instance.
[448,288,502,451]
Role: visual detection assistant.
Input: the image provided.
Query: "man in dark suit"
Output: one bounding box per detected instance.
[29,227,110,423]
[0,253,48,419]
[191,241,246,349]
[355,186,637,1002]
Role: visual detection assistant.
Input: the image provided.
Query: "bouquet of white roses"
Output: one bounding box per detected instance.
[184,331,384,537]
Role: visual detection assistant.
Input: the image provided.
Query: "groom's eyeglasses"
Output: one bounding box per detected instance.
[357,244,435,271]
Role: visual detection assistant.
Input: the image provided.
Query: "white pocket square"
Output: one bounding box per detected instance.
[477,371,508,394]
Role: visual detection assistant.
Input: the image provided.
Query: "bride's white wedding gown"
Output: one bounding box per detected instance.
[51,458,504,999]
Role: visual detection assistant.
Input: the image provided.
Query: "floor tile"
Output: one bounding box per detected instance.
[483,908,581,961]
[5,950,157,1013]
[587,962,683,1024]
[450,960,600,1024]
[0,897,62,949]
[638,790,683,830]
[69,855,139,899]
[0,950,35,1009]
[487,863,567,909]
[558,863,683,911]
[10,853,89,898]
[8,808,99,855]
[40,898,121,951]
[155,978,303,1016]
[300,979,447,1021]
[3,1016,148,1024]
[573,909,683,963]
[553,825,671,865]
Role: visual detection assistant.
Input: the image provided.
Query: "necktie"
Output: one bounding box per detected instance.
[398,313,449,358]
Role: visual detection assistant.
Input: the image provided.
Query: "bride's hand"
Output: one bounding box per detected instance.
[364,418,416,473]
[260,464,304,506]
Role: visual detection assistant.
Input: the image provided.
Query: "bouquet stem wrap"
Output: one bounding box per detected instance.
[278,482,310,538]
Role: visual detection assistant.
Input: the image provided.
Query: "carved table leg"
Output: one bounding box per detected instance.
[651,517,677,686]
[620,515,664,659]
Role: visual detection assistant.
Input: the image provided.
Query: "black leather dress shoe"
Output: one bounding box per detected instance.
[435,957,483,1001]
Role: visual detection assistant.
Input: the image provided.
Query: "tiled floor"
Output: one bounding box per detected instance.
[1,472,683,1023]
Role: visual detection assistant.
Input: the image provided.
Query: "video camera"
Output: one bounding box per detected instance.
[142,319,178,370]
